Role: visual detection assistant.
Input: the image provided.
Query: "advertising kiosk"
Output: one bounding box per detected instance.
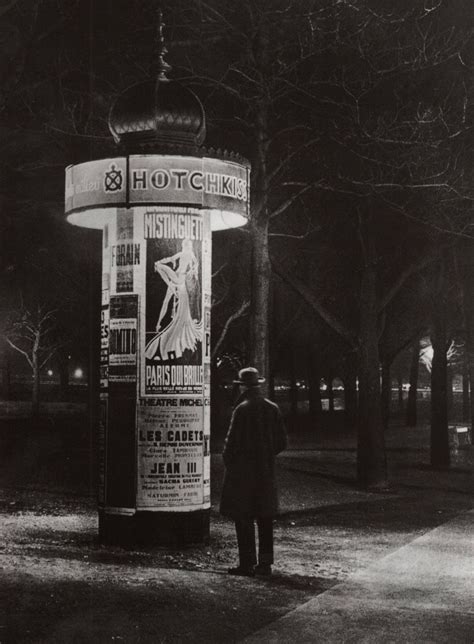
[65,44,249,545]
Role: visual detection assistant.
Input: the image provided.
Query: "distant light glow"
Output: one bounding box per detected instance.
[47,369,53,377]
[74,368,84,379]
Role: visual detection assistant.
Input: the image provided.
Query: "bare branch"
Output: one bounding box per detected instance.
[378,254,437,313]
[380,196,474,239]
[212,300,250,359]
[270,184,315,220]
[268,136,321,184]
[212,263,228,280]
[269,219,321,240]
[0,0,20,18]
[5,338,33,368]
[272,260,358,349]
[40,346,62,369]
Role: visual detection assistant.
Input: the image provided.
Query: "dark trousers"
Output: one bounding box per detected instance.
[234,517,274,568]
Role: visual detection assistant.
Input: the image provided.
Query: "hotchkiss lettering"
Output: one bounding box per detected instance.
[131,168,247,201]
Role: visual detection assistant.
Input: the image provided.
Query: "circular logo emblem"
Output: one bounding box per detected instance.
[104,164,123,192]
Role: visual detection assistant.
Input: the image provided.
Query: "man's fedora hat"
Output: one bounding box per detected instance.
[233,367,265,387]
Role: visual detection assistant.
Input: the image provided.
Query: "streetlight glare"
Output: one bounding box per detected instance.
[74,368,83,379]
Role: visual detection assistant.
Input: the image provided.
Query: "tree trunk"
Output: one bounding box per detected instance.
[406,338,420,427]
[248,23,272,396]
[268,371,275,402]
[0,339,11,400]
[396,372,404,409]
[342,355,358,429]
[430,264,450,469]
[250,220,271,392]
[289,354,298,420]
[357,255,387,488]
[459,240,474,427]
[447,366,454,417]
[462,357,470,423]
[381,359,391,429]
[32,357,40,417]
[268,277,276,403]
[307,348,322,426]
[211,364,230,448]
[325,374,335,413]
[58,354,69,402]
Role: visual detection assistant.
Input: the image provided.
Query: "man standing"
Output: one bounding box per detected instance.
[220,367,287,577]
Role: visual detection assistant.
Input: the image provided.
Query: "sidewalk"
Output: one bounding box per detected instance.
[1,419,472,642]
[243,509,474,643]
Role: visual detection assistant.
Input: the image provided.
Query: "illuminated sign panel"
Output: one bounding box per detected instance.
[65,155,250,223]
[65,158,127,212]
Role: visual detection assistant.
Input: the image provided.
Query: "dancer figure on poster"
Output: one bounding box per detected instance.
[145,239,202,361]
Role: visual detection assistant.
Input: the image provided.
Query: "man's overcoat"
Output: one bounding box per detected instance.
[220,389,287,519]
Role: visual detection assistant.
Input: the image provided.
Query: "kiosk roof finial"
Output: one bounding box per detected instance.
[155,8,172,81]
[108,7,206,152]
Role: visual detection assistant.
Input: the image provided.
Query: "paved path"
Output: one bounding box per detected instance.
[242,509,474,643]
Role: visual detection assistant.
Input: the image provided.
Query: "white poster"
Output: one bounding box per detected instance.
[136,397,209,510]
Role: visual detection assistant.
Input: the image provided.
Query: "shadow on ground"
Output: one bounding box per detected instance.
[0,412,472,642]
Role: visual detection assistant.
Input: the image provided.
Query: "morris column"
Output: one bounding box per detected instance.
[64,55,249,545]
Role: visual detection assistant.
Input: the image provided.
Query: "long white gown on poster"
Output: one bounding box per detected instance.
[145,240,202,361]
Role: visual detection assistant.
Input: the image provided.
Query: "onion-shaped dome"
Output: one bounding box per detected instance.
[108,76,206,151]
[108,12,205,152]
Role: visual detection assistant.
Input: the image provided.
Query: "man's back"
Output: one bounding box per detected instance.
[220,389,287,519]
[220,367,288,576]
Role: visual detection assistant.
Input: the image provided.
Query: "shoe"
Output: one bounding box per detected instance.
[227,566,255,577]
[254,564,272,576]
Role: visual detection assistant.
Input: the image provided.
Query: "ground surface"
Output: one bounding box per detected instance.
[0,411,472,643]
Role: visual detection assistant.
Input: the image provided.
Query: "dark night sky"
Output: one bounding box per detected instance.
[0,0,473,381]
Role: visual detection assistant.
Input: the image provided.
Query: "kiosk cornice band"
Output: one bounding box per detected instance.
[65,154,250,230]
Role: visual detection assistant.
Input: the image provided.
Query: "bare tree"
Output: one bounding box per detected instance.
[271,0,472,486]
[172,0,323,391]
[4,305,62,415]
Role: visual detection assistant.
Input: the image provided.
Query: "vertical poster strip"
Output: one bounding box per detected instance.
[113,208,137,293]
[202,389,211,505]
[202,213,212,369]
[99,224,110,508]
[136,207,210,511]
[100,303,109,391]
[108,295,138,383]
[100,223,110,392]
[202,213,212,505]
[104,209,140,513]
[106,294,139,510]
[142,208,204,396]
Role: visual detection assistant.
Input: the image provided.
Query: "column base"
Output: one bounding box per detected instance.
[98,508,210,547]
